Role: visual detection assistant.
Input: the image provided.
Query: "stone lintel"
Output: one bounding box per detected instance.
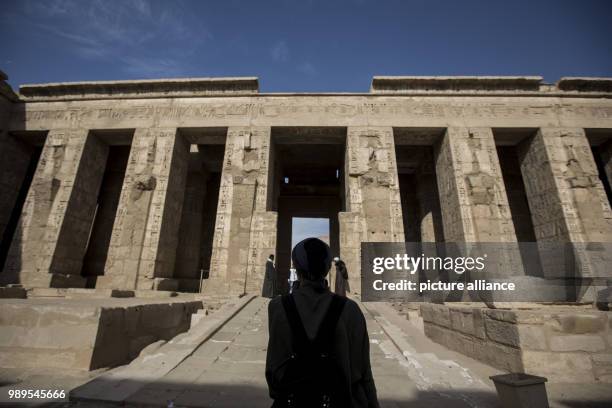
[556,77,612,93]
[370,76,544,93]
[19,77,259,101]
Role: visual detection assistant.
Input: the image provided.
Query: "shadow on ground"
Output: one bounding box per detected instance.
[57,378,611,408]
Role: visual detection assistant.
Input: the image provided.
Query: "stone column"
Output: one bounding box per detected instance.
[2,129,108,287]
[518,128,612,288]
[98,128,189,290]
[206,127,276,295]
[435,127,517,243]
[519,128,612,243]
[340,127,404,295]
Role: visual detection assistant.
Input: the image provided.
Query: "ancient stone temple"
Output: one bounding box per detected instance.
[1,72,612,298]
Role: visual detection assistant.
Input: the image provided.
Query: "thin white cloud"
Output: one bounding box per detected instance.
[270,40,290,62]
[122,56,186,78]
[297,62,317,76]
[15,0,207,77]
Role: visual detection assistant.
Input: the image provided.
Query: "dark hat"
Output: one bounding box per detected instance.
[291,238,332,280]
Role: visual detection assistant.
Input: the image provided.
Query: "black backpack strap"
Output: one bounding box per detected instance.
[314,294,347,352]
[281,294,310,353]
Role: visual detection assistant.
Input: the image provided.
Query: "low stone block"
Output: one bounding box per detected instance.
[485,317,519,347]
[522,351,594,382]
[129,335,157,359]
[420,303,451,328]
[66,288,135,298]
[549,334,606,352]
[485,317,548,350]
[592,353,612,383]
[135,290,178,298]
[27,288,68,297]
[516,325,548,351]
[154,278,179,292]
[0,287,26,298]
[484,308,518,323]
[449,307,485,339]
[0,298,202,370]
[479,340,523,372]
[551,313,606,334]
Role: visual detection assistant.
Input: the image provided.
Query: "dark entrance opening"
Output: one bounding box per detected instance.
[81,131,133,287]
[393,128,445,243]
[586,129,612,207]
[0,131,47,272]
[493,128,543,278]
[493,129,538,242]
[173,128,226,292]
[271,127,346,294]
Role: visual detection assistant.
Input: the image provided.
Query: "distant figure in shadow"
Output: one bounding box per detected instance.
[266,238,379,408]
[333,257,350,297]
[262,254,277,298]
[288,264,298,294]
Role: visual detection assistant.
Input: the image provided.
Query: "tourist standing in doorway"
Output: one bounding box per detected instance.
[262,254,277,298]
[334,257,350,297]
[288,265,298,294]
[266,238,379,407]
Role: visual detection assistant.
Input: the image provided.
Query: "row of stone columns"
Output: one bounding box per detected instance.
[1,126,611,295]
[340,126,612,294]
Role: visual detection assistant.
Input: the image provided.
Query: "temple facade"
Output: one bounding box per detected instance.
[1,73,611,297]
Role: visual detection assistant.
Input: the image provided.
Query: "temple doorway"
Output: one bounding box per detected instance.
[270,127,346,293]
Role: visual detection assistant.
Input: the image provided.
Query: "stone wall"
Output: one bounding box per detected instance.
[421,303,612,383]
[0,297,202,370]
[1,76,612,297]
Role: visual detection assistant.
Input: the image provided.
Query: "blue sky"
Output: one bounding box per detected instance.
[1,0,611,92]
[292,218,330,249]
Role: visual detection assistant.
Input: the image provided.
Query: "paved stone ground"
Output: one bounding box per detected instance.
[110,297,501,408]
[4,296,612,407]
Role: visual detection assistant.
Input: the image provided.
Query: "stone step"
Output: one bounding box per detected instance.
[27,288,68,297]
[190,308,209,327]
[0,286,27,298]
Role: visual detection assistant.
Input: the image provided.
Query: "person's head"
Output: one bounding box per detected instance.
[269,254,274,261]
[291,238,332,281]
[333,256,340,263]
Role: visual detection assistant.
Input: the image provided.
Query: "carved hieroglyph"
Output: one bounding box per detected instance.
[205,127,277,295]
[434,127,524,279]
[97,128,189,290]
[341,127,404,294]
[2,129,108,287]
[519,128,612,280]
[435,127,517,242]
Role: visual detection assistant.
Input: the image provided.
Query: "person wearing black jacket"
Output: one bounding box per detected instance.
[333,257,350,297]
[262,254,277,298]
[265,238,379,408]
